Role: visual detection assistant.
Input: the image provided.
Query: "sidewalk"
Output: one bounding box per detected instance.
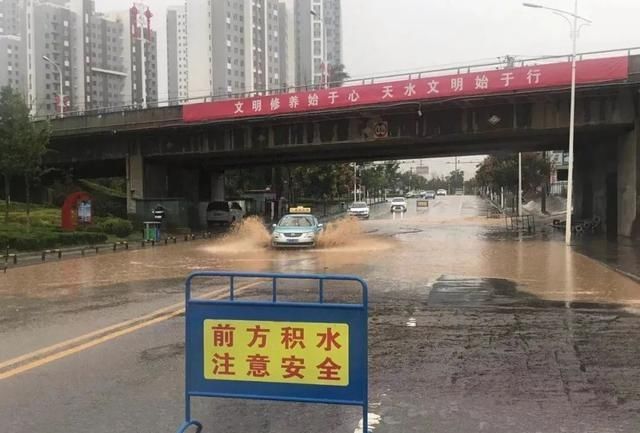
[574,236,640,282]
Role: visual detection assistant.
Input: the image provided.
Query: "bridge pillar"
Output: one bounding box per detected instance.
[126,152,144,216]
[211,172,225,201]
[618,127,639,237]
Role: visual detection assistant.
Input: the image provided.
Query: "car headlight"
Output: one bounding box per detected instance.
[273,232,283,239]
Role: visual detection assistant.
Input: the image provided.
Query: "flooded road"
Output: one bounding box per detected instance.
[1,196,639,433]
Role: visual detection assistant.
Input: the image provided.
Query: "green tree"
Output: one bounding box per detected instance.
[447,169,464,191]
[0,86,50,226]
[360,161,400,197]
[328,64,350,87]
[290,163,353,200]
[473,152,550,198]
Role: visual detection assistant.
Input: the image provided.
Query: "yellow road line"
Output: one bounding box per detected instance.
[0,281,260,380]
[0,310,181,380]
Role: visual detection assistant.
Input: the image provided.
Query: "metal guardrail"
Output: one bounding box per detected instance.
[1,231,214,271]
[36,46,640,122]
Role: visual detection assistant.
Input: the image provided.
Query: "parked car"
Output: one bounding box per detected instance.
[390,197,408,213]
[423,190,436,199]
[271,213,323,248]
[206,201,245,226]
[436,189,448,196]
[348,201,370,219]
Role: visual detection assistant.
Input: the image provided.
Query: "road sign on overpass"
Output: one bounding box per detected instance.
[183,56,629,123]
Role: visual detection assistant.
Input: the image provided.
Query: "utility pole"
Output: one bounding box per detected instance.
[541,152,547,214]
[353,163,357,202]
[523,1,592,245]
[518,153,523,217]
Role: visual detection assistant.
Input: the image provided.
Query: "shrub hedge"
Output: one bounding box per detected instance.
[97,217,134,238]
[0,230,107,251]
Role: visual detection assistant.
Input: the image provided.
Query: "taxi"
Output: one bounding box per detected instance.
[271,207,324,248]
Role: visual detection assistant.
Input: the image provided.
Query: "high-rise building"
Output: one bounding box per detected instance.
[187,0,284,99]
[247,0,282,92]
[124,4,158,107]
[185,0,212,99]
[294,0,342,87]
[278,1,294,88]
[0,0,26,94]
[25,0,78,116]
[166,5,188,102]
[0,0,24,36]
[19,0,157,116]
[0,35,24,92]
[88,12,129,109]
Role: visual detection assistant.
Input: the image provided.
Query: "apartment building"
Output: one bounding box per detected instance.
[0,0,25,94]
[167,5,188,102]
[18,0,157,116]
[294,0,342,86]
[88,12,129,109]
[186,0,284,98]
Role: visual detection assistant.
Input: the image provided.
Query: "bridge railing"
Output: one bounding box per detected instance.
[37,46,640,121]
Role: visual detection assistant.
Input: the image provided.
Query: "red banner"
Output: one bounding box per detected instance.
[183,56,629,123]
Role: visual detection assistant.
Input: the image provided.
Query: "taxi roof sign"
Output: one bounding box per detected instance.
[289,206,312,214]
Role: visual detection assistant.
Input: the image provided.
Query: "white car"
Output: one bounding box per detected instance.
[271,214,323,248]
[390,197,407,213]
[436,189,448,196]
[348,201,370,219]
[206,201,245,226]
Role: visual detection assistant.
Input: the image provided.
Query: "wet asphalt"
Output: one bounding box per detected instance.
[0,196,639,433]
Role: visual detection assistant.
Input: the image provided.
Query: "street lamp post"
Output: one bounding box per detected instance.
[42,56,64,118]
[353,163,358,202]
[310,9,328,86]
[518,153,523,217]
[523,1,591,245]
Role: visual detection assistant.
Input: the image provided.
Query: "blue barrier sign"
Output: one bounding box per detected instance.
[176,271,369,433]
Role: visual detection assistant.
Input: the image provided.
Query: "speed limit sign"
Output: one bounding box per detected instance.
[373,121,388,138]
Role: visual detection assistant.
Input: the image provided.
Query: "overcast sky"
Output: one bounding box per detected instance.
[94,0,640,178]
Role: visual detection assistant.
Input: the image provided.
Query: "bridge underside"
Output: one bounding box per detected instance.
[57,124,629,177]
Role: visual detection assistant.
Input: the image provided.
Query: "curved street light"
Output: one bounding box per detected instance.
[42,55,64,118]
[523,1,591,245]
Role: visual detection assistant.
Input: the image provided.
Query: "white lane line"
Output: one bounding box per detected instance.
[406,317,416,327]
[353,413,381,433]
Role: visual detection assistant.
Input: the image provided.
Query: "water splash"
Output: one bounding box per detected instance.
[201,216,271,254]
[316,217,393,253]
[199,216,393,255]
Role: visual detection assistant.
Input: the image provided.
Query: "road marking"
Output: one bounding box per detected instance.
[0,281,260,380]
[406,317,416,327]
[353,413,381,433]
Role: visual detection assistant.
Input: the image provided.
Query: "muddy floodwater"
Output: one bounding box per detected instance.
[1,195,640,433]
[1,197,637,309]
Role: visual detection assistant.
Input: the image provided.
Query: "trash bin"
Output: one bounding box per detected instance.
[143,221,161,242]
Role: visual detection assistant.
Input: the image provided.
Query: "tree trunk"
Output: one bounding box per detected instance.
[3,173,9,224]
[25,175,31,232]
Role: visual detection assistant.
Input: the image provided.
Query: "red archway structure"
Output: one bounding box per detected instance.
[61,191,93,231]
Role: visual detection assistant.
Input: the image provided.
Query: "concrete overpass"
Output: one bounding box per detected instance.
[45,50,640,237]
